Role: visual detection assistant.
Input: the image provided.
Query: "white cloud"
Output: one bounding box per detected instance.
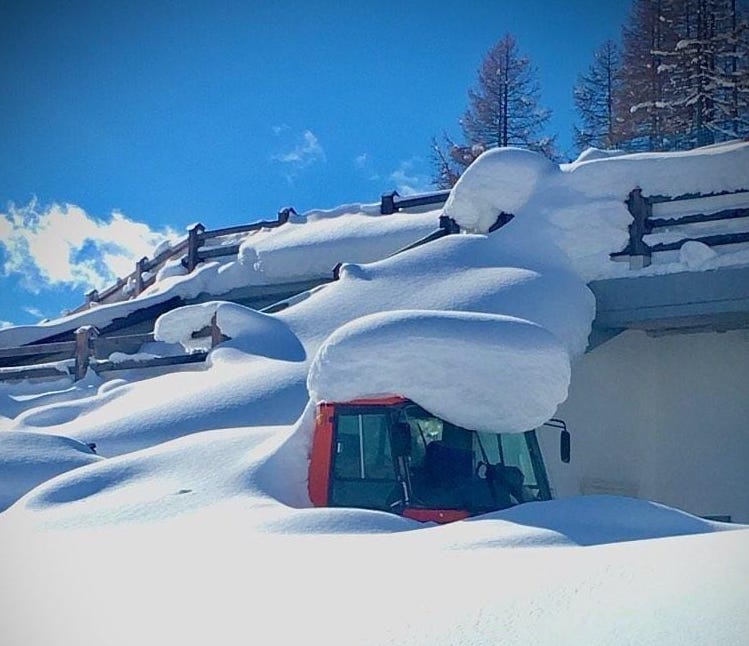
[272,130,326,167]
[0,320,12,329]
[23,307,44,319]
[354,152,381,182]
[389,158,431,196]
[0,201,179,294]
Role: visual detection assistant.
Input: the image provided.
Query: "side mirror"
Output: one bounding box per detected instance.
[560,429,571,463]
[391,423,412,458]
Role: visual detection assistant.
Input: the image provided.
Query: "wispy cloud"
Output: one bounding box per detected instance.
[23,307,44,319]
[353,152,381,181]
[0,320,12,329]
[389,158,431,196]
[272,129,326,167]
[0,201,179,294]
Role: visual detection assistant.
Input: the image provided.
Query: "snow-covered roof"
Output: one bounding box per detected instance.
[3,140,748,351]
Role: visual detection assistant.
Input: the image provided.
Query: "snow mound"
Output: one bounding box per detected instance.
[440,495,734,548]
[0,431,102,511]
[155,301,305,361]
[240,211,437,282]
[285,235,597,359]
[18,426,278,525]
[308,309,571,433]
[679,240,718,269]
[443,147,558,233]
[0,370,106,423]
[565,139,749,200]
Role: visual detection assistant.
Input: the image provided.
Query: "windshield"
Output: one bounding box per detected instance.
[402,405,549,512]
[327,402,550,514]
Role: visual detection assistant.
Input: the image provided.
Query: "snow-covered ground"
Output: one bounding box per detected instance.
[0,422,746,645]
[1,143,748,645]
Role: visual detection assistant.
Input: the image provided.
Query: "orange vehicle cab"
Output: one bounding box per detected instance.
[309,397,568,523]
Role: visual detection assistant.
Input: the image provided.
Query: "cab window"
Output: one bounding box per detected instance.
[330,412,398,511]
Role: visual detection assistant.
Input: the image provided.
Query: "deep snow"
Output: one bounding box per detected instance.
[1,143,748,645]
[1,423,746,645]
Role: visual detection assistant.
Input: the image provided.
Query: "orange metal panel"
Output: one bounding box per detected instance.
[308,403,336,506]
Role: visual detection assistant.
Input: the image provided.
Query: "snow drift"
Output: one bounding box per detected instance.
[0,431,101,512]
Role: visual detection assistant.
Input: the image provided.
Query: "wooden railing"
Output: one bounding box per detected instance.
[380,190,450,215]
[71,207,298,314]
[74,189,452,313]
[8,193,453,378]
[0,317,227,382]
[611,188,749,269]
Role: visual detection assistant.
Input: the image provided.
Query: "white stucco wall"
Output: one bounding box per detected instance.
[541,328,749,523]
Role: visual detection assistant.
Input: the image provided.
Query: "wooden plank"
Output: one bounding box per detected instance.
[381,190,450,214]
[92,352,208,373]
[197,244,241,260]
[649,231,749,252]
[101,332,155,344]
[0,340,77,359]
[394,191,450,211]
[0,365,70,381]
[649,207,749,229]
[93,333,155,358]
[647,189,749,204]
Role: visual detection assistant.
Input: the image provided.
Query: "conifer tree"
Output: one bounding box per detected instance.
[616,0,681,150]
[460,34,554,154]
[431,34,555,187]
[573,40,623,150]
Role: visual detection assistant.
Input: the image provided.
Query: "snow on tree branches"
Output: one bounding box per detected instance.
[607,0,749,151]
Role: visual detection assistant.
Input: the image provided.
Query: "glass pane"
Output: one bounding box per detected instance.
[333,414,363,479]
[361,414,394,479]
[498,433,538,488]
[330,412,398,512]
[405,409,480,510]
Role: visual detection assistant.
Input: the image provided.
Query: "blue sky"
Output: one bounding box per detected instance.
[0,1,631,327]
